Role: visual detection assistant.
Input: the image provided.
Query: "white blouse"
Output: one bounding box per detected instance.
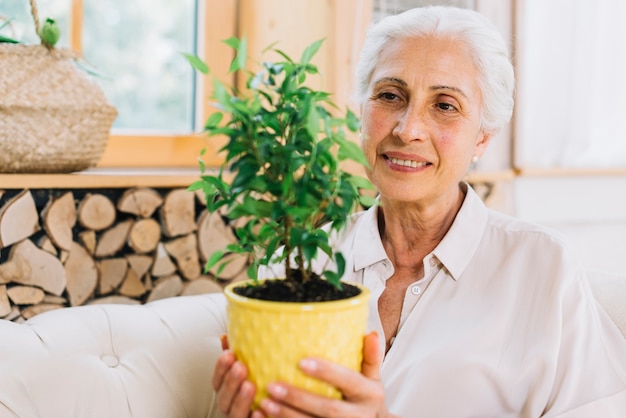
[288,184,626,417]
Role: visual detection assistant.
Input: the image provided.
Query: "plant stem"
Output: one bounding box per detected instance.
[284,215,293,282]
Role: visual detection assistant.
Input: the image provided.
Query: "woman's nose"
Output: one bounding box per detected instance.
[392,107,427,143]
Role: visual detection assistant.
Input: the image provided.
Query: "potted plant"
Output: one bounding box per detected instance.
[187,37,376,410]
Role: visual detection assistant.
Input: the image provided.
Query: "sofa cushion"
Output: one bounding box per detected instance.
[0,293,227,418]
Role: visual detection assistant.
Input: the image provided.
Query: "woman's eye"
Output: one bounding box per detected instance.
[436,102,457,111]
[379,92,399,101]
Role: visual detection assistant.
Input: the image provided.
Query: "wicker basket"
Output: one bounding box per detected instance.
[0,2,117,173]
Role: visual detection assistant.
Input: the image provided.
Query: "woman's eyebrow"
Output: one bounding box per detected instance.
[372,77,407,87]
[430,85,468,99]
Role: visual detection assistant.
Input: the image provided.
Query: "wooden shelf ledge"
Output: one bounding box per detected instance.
[0,168,203,189]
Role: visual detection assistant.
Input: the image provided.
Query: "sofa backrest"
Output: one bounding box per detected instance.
[0,293,228,418]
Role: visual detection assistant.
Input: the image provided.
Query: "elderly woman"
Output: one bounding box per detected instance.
[213,6,626,417]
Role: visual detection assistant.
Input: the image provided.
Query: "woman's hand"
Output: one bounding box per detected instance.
[257,332,398,418]
[212,335,265,418]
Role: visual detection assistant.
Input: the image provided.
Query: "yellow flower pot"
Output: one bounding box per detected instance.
[224,280,370,409]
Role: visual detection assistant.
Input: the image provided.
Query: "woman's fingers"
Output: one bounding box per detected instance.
[228,380,257,417]
[220,333,230,350]
[212,350,236,391]
[360,331,382,381]
[217,360,248,413]
[261,382,344,418]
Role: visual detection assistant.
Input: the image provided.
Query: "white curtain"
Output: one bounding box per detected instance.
[515,0,626,169]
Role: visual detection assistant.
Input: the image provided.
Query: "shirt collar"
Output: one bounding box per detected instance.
[351,184,488,280]
[353,203,388,271]
[432,183,489,280]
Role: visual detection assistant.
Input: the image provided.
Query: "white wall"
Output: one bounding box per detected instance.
[512,177,626,276]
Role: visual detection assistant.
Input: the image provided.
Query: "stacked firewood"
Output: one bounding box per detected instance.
[0,188,249,322]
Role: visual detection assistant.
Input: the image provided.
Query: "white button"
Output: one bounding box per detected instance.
[429,258,437,267]
[410,285,421,295]
[101,354,119,368]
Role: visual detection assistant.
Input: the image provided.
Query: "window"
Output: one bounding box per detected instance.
[1,0,237,168]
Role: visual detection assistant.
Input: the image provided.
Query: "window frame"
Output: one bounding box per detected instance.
[67,0,237,168]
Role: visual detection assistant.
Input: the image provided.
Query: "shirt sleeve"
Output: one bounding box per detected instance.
[542,268,626,417]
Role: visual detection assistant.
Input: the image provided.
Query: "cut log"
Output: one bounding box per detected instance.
[41,192,77,252]
[0,253,30,285]
[97,258,128,294]
[65,242,98,306]
[126,254,153,278]
[128,218,161,254]
[151,242,177,277]
[79,230,97,255]
[197,210,237,263]
[208,252,249,281]
[164,234,201,280]
[77,193,116,231]
[146,274,183,303]
[94,220,133,258]
[42,294,67,305]
[3,306,20,321]
[117,188,163,218]
[7,285,45,305]
[181,276,223,296]
[21,303,63,320]
[37,235,58,256]
[160,189,196,237]
[118,268,146,298]
[0,190,40,248]
[7,239,66,296]
[143,273,153,291]
[88,295,141,305]
[0,285,11,317]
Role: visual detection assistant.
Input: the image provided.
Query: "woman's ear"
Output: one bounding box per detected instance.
[474,132,493,159]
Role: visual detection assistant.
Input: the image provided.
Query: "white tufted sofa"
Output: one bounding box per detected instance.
[0,271,624,418]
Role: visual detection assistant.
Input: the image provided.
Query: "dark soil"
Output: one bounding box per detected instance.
[233,271,361,302]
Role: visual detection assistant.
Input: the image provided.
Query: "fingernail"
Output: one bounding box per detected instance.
[299,358,318,372]
[267,383,287,398]
[261,399,280,415]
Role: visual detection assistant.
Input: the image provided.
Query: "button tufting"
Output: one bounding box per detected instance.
[101,354,119,368]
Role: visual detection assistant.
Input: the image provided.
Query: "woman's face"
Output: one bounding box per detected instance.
[360,36,491,206]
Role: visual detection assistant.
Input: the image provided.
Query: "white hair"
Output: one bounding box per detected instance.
[355,6,515,134]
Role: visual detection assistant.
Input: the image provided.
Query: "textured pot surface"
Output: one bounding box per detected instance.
[224,280,370,409]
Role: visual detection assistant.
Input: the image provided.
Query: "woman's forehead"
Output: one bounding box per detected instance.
[371,36,480,93]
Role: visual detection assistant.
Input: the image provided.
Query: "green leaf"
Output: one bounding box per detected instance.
[182,53,209,74]
[301,39,324,66]
[204,112,224,129]
[305,102,320,139]
[227,36,248,73]
[212,79,231,109]
[338,139,369,166]
[223,37,240,49]
[187,180,204,192]
[204,250,225,272]
[0,34,19,44]
[359,195,379,208]
[347,175,375,190]
[346,109,361,132]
